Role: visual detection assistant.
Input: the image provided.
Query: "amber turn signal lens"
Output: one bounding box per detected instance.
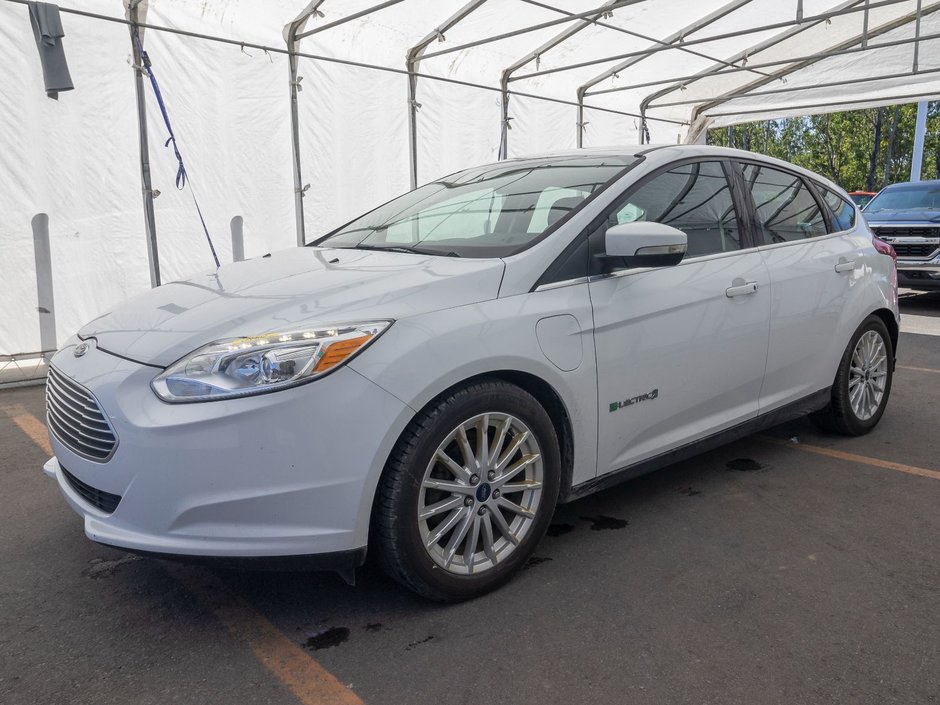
[312,334,373,373]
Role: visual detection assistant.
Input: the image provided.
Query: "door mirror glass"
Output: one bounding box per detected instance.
[604,222,687,267]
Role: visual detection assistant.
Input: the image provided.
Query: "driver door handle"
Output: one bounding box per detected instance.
[834,258,857,273]
[726,280,758,297]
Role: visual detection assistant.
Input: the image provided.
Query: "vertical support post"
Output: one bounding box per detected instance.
[499,78,510,160]
[862,0,870,48]
[230,216,245,262]
[31,213,57,353]
[406,54,421,189]
[128,3,160,288]
[287,40,307,247]
[913,0,923,72]
[284,2,326,248]
[911,100,928,182]
[576,88,586,148]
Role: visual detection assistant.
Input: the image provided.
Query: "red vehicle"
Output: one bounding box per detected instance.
[849,191,877,208]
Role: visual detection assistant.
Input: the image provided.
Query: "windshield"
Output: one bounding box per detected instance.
[314,155,637,258]
[866,184,940,212]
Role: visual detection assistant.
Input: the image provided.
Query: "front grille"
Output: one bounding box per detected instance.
[892,243,939,258]
[46,366,118,462]
[61,465,122,513]
[872,226,940,238]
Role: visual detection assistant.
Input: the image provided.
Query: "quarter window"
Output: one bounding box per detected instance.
[742,164,826,242]
[609,161,742,257]
[817,186,857,232]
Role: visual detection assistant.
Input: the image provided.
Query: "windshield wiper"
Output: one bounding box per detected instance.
[348,243,461,257]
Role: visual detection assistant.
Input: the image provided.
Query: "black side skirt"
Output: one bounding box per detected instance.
[563,388,831,503]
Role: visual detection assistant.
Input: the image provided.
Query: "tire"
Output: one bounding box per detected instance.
[373,379,561,602]
[812,315,893,436]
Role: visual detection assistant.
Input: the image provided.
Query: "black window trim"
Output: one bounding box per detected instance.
[733,158,833,245]
[534,155,754,290]
[811,179,857,234]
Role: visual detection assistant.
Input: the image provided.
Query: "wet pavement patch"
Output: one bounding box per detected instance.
[525,556,553,569]
[365,623,383,632]
[304,626,350,650]
[726,458,766,472]
[547,523,575,537]
[405,635,434,651]
[679,486,703,496]
[81,555,141,579]
[581,515,628,531]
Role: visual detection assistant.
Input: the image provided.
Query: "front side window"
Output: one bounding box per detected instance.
[609,161,742,257]
[742,164,826,242]
[316,156,636,258]
[818,185,856,232]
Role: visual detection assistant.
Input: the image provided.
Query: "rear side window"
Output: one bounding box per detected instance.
[817,186,856,232]
[741,164,827,242]
[609,161,742,257]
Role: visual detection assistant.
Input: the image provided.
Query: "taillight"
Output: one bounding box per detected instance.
[873,235,897,261]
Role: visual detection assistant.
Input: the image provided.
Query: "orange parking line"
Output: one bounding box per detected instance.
[4,404,364,705]
[168,565,364,705]
[897,364,940,375]
[759,436,940,482]
[0,402,52,455]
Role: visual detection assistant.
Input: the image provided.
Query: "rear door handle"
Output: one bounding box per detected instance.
[726,280,758,297]
[834,258,857,273]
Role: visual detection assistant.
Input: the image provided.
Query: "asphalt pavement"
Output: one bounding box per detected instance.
[1,292,938,705]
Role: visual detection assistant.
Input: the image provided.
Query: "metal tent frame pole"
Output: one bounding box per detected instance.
[498,0,629,159]
[284,1,327,248]
[573,0,753,147]
[911,100,929,181]
[642,2,940,140]
[406,0,489,190]
[127,0,160,287]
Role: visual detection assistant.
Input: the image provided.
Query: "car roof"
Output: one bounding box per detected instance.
[881,179,940,190]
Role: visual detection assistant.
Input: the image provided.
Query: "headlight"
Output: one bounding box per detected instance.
[151,321,391,402]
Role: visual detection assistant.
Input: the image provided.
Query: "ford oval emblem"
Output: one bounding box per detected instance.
[73,342,89,358]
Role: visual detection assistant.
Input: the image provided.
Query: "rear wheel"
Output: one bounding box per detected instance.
[374,380,560,602]
[812,315,893,436]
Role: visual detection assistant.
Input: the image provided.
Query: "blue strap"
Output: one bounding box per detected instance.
[133,28,220,269]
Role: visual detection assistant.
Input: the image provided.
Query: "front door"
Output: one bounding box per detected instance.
[589,160,772,476]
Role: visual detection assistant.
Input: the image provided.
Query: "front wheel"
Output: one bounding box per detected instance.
[812,315,894,436]
[373,380,561,602]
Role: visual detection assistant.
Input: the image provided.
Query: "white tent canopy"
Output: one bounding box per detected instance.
[1,0,937,361]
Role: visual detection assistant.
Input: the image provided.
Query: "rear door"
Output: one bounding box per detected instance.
[589,159,772,476]
[737,161,862,410]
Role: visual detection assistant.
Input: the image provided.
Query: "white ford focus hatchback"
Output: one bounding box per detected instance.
[44,145,898,601]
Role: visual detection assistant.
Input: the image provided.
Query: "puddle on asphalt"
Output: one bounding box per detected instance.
[305,626,350,650]
[580,515,628,531]
[365,623,383,632]
[525,556,553,569]
[726,458,766,472]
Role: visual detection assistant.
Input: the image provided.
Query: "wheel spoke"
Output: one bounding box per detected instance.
[488,416,512,467]
[456,424,476,472]
[422,478,473,495]
[493,453,539,486]
[425,507,468,549]
[496,495,534,519]
[419,495,465,520]
[442,508,475,569]
[480,512,498,566]
[500,480,543,493]
[488,506,518,545]
[476,414,490,469]
[464,514,482,574]
[494,431,530,473]
[435,449,471,482]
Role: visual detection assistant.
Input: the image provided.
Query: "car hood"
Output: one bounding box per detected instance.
[79,247,505,367]
[864,209,940,224]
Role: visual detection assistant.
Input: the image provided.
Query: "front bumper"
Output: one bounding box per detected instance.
[897,256,940,289]
[43,337,413,561]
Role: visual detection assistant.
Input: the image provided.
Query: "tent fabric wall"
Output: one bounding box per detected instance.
[1,0,937,358]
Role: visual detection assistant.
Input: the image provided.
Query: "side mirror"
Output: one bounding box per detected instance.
[604,221,687,268]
